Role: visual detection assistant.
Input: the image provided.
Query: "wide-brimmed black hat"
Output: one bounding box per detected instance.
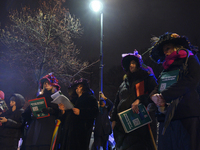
[121,50,142,72]
[68,78,90,92]
[149,32,191,63]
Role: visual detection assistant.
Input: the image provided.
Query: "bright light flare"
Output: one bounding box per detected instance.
[90,0,103,12]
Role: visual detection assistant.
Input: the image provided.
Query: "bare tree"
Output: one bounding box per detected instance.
[0,0,91,91]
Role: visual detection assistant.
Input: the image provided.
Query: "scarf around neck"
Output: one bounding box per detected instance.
[162,49,193,70]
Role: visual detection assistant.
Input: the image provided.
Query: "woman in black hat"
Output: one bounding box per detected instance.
[56,78,99,150]
[149,32,200,150]
[110,51,157,150]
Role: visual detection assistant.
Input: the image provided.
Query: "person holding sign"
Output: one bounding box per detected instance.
[22,73,61,150]
[149,32,200,150]
[55,78,98,150]
[110,50,157,150]
[0,93,25,150]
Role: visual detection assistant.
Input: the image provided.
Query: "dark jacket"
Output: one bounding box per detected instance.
[23,89,59,150]
[0,109,24,150]
[0,93,25,150]
[111,68,157,150]
[0,109,24,137]
[151,55,200,120]
[57,92,99,150]
[94,98,113,136]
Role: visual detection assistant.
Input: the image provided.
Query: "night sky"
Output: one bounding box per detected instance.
[66,0,200,71]
[1,0,200,71]
[1,0,200,99]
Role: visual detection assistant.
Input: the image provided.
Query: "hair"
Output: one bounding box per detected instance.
[68,83,90,99]
[40,78,50,89]
[173,45,184,51]
[10,94,25,109]
[78,83,90,93]
[163,42,184,50]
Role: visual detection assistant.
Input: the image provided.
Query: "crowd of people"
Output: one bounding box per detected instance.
[0,32,200,150]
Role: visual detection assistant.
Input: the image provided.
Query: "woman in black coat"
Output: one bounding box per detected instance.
[23,73,60,150]
[110,51,157,150]
[0,93,25,150]
[149,32,200,150]
[57,78,99,150]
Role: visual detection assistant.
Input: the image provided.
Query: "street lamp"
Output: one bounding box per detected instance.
[90,0,104,97]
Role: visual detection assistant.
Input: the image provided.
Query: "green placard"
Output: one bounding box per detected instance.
[28,97,50,119]
[118,104,152,133]
[159,69,179,93]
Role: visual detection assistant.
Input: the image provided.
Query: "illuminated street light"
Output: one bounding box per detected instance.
[90,0,103,12]
[90,0,104,97]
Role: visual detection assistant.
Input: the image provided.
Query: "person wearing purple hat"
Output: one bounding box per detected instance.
[55,78,99,150]
[22,73,61,150]
[110,51,157,150]
[149,32,200,150]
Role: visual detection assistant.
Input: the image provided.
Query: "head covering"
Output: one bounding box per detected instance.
[121,49,142,72]
[0,90,5,100]
[10,93,25,109]
[68,78,90,94]
[39,73,61,90]
[149,32,191,64]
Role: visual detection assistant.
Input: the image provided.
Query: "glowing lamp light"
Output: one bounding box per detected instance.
[90,0,103,12]
[89,0,104,95]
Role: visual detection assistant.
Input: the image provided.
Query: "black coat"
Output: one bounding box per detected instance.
[150,53,200,150]
[0,108,24,150]
[57,92,99,150]
[94,98,113,136]
[23,90,59,150]
[111,68,157,150]
[151,55,200,120]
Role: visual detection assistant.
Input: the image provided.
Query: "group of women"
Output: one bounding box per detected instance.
[1,32,200,150]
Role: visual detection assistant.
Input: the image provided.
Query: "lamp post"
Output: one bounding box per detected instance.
[90,0,104,98]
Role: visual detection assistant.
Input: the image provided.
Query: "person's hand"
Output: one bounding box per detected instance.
[131,99,140,113]
[157,95,166,107]
[72,108,80,115]
[99,91,107,100]
[151,93,160,104]
[112,121,116,130]
[39,83,46,95]
[151,93,165,106]
[0,117,7,123]
[58,103,65,111]
[58,103,65,114]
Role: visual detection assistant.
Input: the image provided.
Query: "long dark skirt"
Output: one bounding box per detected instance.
[158,117,200,150]
[113,125,154,150]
